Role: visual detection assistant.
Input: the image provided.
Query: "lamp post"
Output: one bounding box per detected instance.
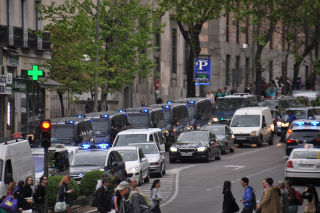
[94,0,100,112]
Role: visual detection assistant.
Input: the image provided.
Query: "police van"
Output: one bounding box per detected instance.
[170,98,212,129]
[51,117,94,147]
[84,111,128,148]
[214,93,258,124]
[125,107,166,130]
[149,103,189,149]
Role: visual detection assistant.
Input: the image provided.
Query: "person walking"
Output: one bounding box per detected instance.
[151,179,162,213]
[96,177,113,213]
[129,179,139,193]
[278,181,289,213]
[33,176,48,213]
[113,178,122,213]
[18,176,34,213]
[240,177,255,213]
[266,82,277,99]
[222,181,239,213]
[58,176,73,213]
[285,180,299,213]
[216,89,223,99]
[256,178,281,213]
[7,181,16,196]
[302,184,319,213]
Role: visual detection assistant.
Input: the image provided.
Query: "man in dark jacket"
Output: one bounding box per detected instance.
[117,181,150,213]
[33,176,48,213]
[97,177,113,213]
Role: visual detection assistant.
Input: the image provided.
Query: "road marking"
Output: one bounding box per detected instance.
[224,145,276,160]
[160,165,195,207]
[224,165,245,170]
[206,188,213,192]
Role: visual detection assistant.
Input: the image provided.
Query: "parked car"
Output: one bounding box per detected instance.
[285,120,320,156]
[200,124,235,154]
[109,146,149,185]
[169,130,221,163]
[285,146,320,181]
[129,142,166,177]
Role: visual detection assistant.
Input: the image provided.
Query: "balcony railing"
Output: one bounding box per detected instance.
[0,25,50,51]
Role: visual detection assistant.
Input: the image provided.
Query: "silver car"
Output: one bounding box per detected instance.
[130,143,166,177]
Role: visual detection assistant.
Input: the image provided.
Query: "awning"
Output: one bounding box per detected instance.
[38,77,62,89]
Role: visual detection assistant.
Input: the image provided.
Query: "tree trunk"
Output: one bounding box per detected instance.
[255,44,264,95]
[187,50,195,97]
[57,90,65,117]
[282,53,289,95]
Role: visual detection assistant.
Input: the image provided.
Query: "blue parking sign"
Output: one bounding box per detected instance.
[194,58,211,84]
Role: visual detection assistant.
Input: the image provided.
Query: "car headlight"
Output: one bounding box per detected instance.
[188,126,194,130]
[281,122,290,127]
[231,134,235,139]
[197,147,207,152]
[128,167,139,174]
[170,147,178,152]
[213,117,219,122]
[251,131,256,136]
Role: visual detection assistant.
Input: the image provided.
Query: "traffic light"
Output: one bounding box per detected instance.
[40,120,51,148]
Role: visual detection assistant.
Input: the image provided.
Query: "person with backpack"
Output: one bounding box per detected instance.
[33,176,48,213]
[285,180,299,213]
[277,181,289,213]
[256,178,281,213]
[301,184,319,213]
[96,177,113,213]
[240,177,255,213]
[150,179,162,213]
[117,181,151,213]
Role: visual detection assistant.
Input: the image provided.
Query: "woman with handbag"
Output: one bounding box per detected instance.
[56,176,73,213]
[151,179,162,213]
[18,177,34,213]
[302,184,319,213]
[222,181,239,213]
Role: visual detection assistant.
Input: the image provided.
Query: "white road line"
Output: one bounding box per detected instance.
[160,165,195,207]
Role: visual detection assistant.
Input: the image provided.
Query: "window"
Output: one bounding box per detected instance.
[226,13,229,43]
[185,40,189,74]
[245,57,250,85]
[35,0,41,30]
[226,55,230,85]
[236,19,240,44]
[172,28,177,74]
[4,160,13,184]
[245,18,249,44]
[269,60,273,81]
[21,0,28,28]
[236,56,240,69]
[6,0,13,26]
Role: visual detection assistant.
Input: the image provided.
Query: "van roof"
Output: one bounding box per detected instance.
[218,94,256,99]
[235,107,270,113]
[31,147,67,154]
[0,139,29,146]
[51,117,88,124]
[117,128,162,135]
[149,103,187,109]
[169,97,210,104]
[125,107,162,112]
[84,111,125,119]
[109,146,138,151]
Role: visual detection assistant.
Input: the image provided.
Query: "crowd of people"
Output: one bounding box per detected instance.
[222,177,320,213]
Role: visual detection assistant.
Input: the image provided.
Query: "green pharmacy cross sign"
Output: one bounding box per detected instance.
[28,65,44,80]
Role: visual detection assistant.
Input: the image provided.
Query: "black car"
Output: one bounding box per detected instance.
[200,124,235,154]
[169,131,221,163]
[285,120,320,156]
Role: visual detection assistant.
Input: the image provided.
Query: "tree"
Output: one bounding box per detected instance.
[159,0,225,97]
[41,0,160,113]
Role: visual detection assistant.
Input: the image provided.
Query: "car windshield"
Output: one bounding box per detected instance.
[291,130,320,138]
[177,131,208,143]
[200,126,225,135]
[216,98,247,111]
[117,150,138,161]
[52,125,74,138]
[283,110,307,119]
[136,144,159,154]
[313,108,320,115]
[231,115,260,127]
[292,151,320,159]
[163,111,171,123]
[115,134,147,146]
[127,114,149,127]
[258,101,278,108]
[91,119,109,134]
[69,152,107,166]
[187,105,195,117]
[33,155,44,173]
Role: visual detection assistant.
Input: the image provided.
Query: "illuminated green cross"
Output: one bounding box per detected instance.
[28,65,43,80]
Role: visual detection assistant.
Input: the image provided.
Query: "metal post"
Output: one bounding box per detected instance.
[94,0,100,112]
[195,82,200,97]
[44,146,48,213]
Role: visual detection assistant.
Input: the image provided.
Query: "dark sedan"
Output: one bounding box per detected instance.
[201,124,235,154]
[169,131,221,163]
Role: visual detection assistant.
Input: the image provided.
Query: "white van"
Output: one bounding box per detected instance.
[112,128,165,151]
[230,107,274,147]
[0,139,35,197]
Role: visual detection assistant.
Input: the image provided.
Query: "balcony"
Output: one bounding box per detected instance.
[0,25,50,51]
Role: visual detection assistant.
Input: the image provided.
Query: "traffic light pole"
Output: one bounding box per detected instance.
[44,146,49,213]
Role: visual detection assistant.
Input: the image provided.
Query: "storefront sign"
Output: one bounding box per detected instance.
[12,78,33,93]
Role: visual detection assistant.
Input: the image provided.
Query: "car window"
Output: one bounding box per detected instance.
[157,132,163,144]
[149,134,154,141]
[231,115,260,127]
[292,151,320,159]
[153,133,159,143]
[4,160,13,184]
[69,152,107,166]
[137,144,158,154]
[177,131,208,143]
[117,150,138,161]
[139,149,145,159]
[113,151,123,163]
[114,134,147,146]
[200,126,225,135]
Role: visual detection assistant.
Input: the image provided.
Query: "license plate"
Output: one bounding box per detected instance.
[180,152,193,156]
[299,164,314,168]
[236,137,247,140]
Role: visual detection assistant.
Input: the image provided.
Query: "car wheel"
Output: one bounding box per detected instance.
[215,149,221,160]
[158,164,163,177]
[138,172,143,186]
[268,133,274,145]
[162,164,166,175]
[257,136,263,148]
[144,170,150,183]
[221,145,226,154]
[205,151,211,162]
[230,146,234,153]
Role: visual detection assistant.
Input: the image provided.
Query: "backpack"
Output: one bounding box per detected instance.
[294,189,303,206]
[252,190,257,210]
[90,189,99,207]
[129,191,155,210]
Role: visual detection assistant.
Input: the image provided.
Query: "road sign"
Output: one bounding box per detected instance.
[12,78,33,93]
[28,65,44,80]
[194,58,211,85]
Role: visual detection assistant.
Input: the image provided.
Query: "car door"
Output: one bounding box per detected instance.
[138,148,149,178]
[260,116,268,141]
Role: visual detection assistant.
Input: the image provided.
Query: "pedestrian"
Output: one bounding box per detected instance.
[18,176,34,213]
[222,180,239,213]
[117,181,151,213]
[113,178,122,213]
[96,177,113,213]
[141,101,146,107]
[85,98,93,113]
[129,179,139,192]
[206,90,215,103]
[33,176,48,213]
[223,87,231,96]
[266,82,277,99]
[278,181,289,213]
[302,184,319,213]
[230,86,238,95]
[285,180,299,213]
[244,83,252,94]
[256,177,281,213]
[58,176,73,213]
[156,98,163,104]
[7,181,16,195]
[151,179,162,213]
[216,89,223,99]
[240,177,255,213]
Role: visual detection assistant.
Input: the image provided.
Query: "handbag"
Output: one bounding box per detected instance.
[0,187,19,212]
[231,198,240,212]
[304,196,316,213]
[54,201,67,212]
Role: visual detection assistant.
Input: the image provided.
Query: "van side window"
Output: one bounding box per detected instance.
[113,151,123,163]
[149,134,154,141]
[4,160,13,184]
[262,116,266,127]
[0,160,3,181]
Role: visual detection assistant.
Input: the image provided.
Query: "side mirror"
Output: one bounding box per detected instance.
[141,157,147,162]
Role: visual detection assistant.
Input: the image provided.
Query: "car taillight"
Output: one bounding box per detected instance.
[316,139,320,143]
[287,160,293,168]
[286,139,295,144]
[287,129,292,134]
